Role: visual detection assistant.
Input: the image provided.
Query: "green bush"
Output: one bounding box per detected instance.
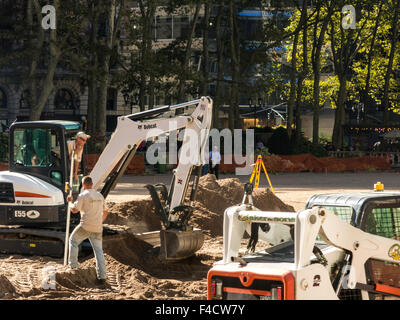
[0,133,9,162]
[267,127,290,155]
[290,130,328,157]
[255,147,271,156]
[309,143,328,157]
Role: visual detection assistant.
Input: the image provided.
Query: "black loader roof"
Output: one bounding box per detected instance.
[306,192,400,222]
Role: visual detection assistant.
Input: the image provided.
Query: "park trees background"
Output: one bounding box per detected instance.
[280,0,400,149]
[1,1,400,151]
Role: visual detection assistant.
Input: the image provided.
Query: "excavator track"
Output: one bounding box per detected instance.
[0,226,67,257]
[0,224,133,258]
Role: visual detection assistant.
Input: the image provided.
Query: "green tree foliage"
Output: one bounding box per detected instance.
[280,0,400,149]
[0,0,88,121]
[266,126,290,155]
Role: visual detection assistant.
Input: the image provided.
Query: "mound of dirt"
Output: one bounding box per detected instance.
[102,232,157,269]
[56,267,98,291]
[99,174,294,267]
[189,174,295,237]
[105,198,161,233]
[104,174,294,239]
[0,274,16,298]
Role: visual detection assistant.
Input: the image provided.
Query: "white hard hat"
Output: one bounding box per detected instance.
[76,131,91,140]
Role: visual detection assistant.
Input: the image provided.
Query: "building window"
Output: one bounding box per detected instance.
[173,16,189,39]
[107,88,118,110]
[0,88,7,109]
[54,89,77,110]
[20,90,31,109]
[155,16,172,40]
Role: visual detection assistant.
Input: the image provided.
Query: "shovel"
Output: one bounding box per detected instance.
[63,151,76,266]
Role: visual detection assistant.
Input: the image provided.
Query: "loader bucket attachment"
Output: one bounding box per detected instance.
[159,228,204,261]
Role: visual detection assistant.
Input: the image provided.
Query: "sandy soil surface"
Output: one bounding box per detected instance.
[0,171,399,300]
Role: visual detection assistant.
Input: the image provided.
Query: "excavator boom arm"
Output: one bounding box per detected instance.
[90,97,213,203]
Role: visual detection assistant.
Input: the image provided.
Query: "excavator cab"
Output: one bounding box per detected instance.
[9,120,83,192]
[0,121,84,256]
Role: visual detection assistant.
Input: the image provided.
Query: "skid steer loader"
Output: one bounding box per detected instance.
[0,97,213,261]
[207,183,400,300]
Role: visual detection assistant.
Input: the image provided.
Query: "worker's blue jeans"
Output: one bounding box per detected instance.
[68,225,107,280]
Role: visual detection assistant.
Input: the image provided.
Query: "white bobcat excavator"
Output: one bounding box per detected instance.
[207,183,400,300]
[0,97,213,261]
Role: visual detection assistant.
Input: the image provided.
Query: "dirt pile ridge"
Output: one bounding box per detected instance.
[190,174,295,236]
[98,174,295,276]
[104,174,294,239]
[0,274,16,298]
[105,198,161,233]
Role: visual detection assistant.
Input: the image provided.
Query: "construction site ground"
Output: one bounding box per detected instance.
[1,170,400,300]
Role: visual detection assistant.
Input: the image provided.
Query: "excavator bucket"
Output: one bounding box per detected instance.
[159,228,204,261]
[145,183,205,261]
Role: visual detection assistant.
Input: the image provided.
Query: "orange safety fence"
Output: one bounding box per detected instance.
[84,153,146,174]
[0,153,391,174]
[217,153,391,173]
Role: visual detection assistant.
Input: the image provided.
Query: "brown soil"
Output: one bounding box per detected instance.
[0,174,293,300]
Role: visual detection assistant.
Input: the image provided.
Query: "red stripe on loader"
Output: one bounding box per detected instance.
[15,191,51,198]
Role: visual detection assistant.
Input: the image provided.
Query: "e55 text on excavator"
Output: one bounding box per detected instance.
[0,96,213,261]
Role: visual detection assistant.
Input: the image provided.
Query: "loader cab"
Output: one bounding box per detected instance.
[306,192,400,300]
[9,121,82,191]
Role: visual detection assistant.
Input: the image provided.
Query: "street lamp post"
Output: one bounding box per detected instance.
[123,90,140,114]
[133,93,139,113]
[352,101,365,124]
[258,98,263,127]
[248,98,254,128]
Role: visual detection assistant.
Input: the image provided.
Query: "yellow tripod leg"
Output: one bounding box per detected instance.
[261,160,275,194]
[254,159,261,189]
[249,161,257,185]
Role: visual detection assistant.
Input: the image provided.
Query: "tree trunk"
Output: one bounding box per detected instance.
[382,0,399,125]
[148,74,155,109]
[214,3,225,129]
[176,2,201,114]
[329,5,370,149]
[363,2,383,107]
[312,3,330,145]
[29,46,61,120]
[29,0,61,121]
[228,0,241,130]
[95,0,123,149]
[87,74,97,136]
[294,0,308,143]
[139,75,146,112]
[25,0,44,117]
[287,31,299,139]
[95,3,115,148]
[332,76,347,149]
[138,0,156,112]
[201,1,210,97]
[86,1,100,138]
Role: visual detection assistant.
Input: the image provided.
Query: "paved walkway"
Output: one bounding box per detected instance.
[107,171,400,211]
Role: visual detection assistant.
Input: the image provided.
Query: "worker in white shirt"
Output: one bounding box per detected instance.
[67,176,109,287]
[210,145,221,179]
